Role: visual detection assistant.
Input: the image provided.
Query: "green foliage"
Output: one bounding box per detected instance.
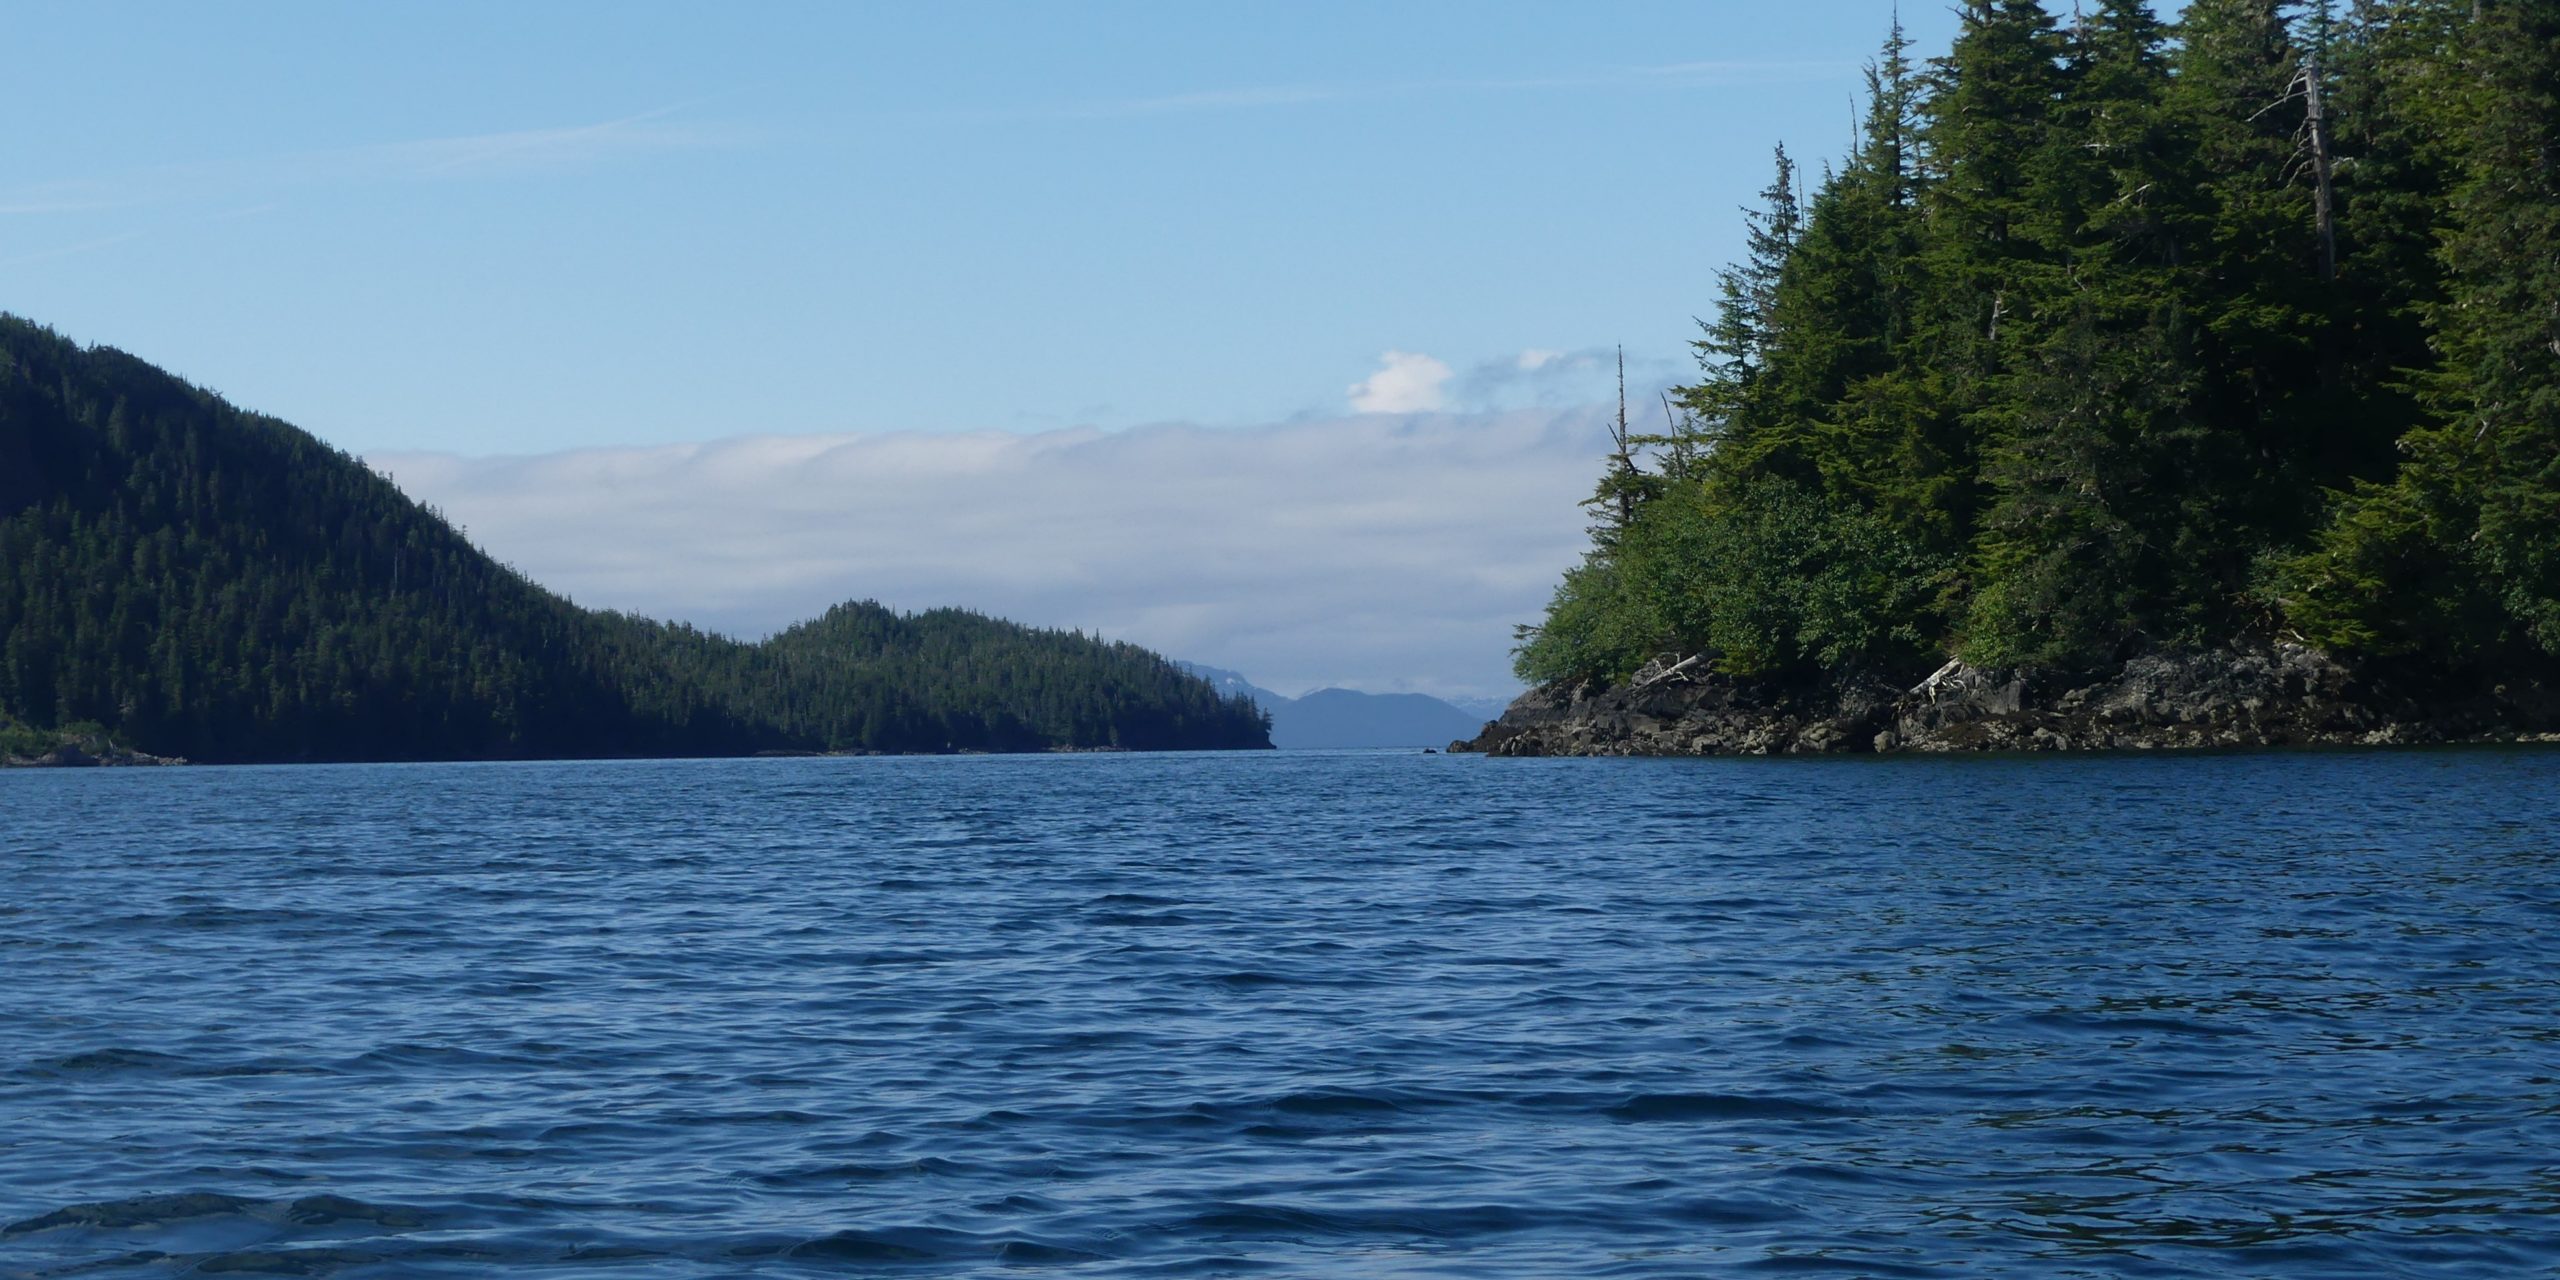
[2269,475,2487,657]
[1677,148,1805,481]
[0,317,1270,761]
[1524,1,2558,688]
[0,714,119,760]
[2286,1,2560,660]
[2420,0,2560,654]
[1625,478,1951,679]
[1965,304,2215,669]
[0,714,52,759]
[1515,477,1950,684]
[1512,558,1652,687]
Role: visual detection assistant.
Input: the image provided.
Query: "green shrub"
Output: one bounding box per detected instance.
[1514,476,1951,686]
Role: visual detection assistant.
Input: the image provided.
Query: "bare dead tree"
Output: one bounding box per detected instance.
[2251,40,2342,283]
[2301,44,2340,281]
[1608,347,1638,532]
[1658,391,1694,481]
[1576,346,1668,547]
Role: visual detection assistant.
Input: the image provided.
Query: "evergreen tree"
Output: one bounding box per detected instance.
[1523,0,2559,695]
[1783,22,1944,535]
[1965,0,2226,664]
[1913,0,2071,542]
[2291,0,2560,657]
[2429,1,2560,650]
[2319,0,2465,484]
[0,317,1272,761]
[2171,0,2343,538]
[1679,147,1803,480]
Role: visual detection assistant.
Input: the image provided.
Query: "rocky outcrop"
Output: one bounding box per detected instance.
[1454,643,2560,757]
[3,742,188,768]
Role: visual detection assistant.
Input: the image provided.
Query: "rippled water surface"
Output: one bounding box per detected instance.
[5,749,2558,1277]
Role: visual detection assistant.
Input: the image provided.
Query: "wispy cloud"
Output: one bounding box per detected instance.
[0,231,150,269]
[0,185,139,217]
[1443,345,1688,414]
[1093,84,1361,116]
[372,103,736,177]
[1345,346,1685,417]
[1028,58,1854,120]
[1634,59,1849,81]
[0,103,738,218]
[368,406,1613,703]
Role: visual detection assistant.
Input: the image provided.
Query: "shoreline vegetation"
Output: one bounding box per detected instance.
[1483,1,2560,757]
[0,319,1271,764]
[0,717,185,768]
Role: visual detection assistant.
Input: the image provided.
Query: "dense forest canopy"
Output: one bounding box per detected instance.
[0,316,1270,760]
[1520,0,2560,689]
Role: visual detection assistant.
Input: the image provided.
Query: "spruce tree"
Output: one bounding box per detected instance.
[1681,148,1803,481]
[2412,0,2560,651]
[2320,0,2465,486]
[1781,22,1945,538]
[1914,0,2069,544]
[2284,1,2560,660]
[1966,0,2222,665]
[2170,0,2339,539]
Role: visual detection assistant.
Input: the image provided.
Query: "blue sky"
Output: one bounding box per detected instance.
[3,1,1962,452]
[3,1,1974,700]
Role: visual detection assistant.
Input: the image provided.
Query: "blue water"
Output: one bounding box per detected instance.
[3,750,2557,1278]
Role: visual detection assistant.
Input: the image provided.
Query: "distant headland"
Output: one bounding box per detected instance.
[0,316,1270,764]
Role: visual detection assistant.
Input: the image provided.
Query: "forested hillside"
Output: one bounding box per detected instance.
[0,316,1269,761]
[1519,0,2560,692]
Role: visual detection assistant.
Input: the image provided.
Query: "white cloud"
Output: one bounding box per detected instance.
[1447,345,1688,415]
[1347,350,1454,414]
[1018,59,1858,121]
[368,407,1611,705]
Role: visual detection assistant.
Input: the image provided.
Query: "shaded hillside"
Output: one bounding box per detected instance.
[722,604,1273,754]
[0,316,1269,761]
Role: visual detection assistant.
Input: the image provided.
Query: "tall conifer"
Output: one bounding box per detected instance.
[1780,22,1943,531]
[1966,0,2222,665]
[2412,0,2560,650]
[2170,0,2340,538]
[1682,149,1804,480]
[1915,0,2069,544]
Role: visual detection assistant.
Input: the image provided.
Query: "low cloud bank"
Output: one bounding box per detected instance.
[370,406,1610,703]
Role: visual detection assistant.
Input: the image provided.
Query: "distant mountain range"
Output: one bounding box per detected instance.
[1178,664,1497,749]
[1439,693,1516,721]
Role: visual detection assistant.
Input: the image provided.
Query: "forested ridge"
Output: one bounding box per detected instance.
[0,316,1270,761]
[1520,0,2560,694]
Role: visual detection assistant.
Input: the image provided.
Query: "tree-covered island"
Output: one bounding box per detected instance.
[0,318,1270,763]
[1468,0,2560,755]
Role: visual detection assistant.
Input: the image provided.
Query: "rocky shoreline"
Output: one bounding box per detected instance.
[1453,643,2560,757]
[1,743,188,768]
